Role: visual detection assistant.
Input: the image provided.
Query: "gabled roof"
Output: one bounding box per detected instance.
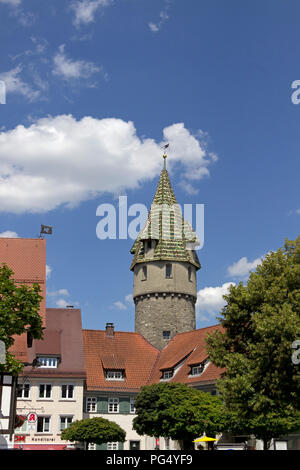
[148,325,225,386]
[83,330,160,392]
[83,325,225,392]
[130,169,201,270]
[21,308,86,378]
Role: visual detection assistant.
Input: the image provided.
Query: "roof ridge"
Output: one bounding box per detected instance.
[171,324,220,337]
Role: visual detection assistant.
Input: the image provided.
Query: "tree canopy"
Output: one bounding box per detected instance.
[206,237,300,449]
[61,417,126,448]
[132,382,226,450]
[0,264,44,373]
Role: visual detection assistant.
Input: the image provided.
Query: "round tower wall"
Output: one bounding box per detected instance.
[134,294,196,350]
[133,261,197,299]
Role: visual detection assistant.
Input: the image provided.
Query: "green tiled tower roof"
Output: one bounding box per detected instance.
[130,166,201,271]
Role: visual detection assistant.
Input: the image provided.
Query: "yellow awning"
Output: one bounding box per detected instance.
[193,437,217,442]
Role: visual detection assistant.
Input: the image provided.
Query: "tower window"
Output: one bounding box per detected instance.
[163,330,170,340]
[165,264,172,278]
[142,266,147,281]
[188,267,192,281]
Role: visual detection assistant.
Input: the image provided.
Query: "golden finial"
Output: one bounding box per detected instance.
[161,144,169,169]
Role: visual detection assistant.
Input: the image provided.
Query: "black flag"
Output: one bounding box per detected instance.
[41,225,53,235]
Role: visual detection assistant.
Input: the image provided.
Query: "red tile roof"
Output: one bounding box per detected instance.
[148,325,225,386]
[21,308,86,378]
[0,238,46,325]
[83,325,225,392]
[82,329,159,392]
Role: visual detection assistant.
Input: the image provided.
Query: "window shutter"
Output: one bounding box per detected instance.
[97,396,108,413]
[97,442,107,450]
[119,396,130,414]
[119,441,124,450]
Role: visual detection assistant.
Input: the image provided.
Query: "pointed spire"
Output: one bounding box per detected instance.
[130,158,201,271]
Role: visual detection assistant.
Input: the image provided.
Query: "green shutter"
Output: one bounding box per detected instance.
[119,396,130,414]
[83,396,86,413]
[119,441,124,450]
[97,396,108,413]
[97,442,107,450]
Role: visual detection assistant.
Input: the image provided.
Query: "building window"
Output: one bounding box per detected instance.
[60,416,73,432]
[130,398,136,414]
[88,443,97,450]
[39,384,52,399]
[107,442,119,450]
[38,357,58,368]
[165,437,170,450]
[163,330,170,340]
[86,397,97,412]
[142,266,147,281]
[108,397,119,413]
[17,383,30,399]
[162,370,173,380]
[61,385,74,399]
[188,267,192,282]
[37,416,51,433]
[190,360,210,377]
[165,264,172,278]
[105,370,124,381]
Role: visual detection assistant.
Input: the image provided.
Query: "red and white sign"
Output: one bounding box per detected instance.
[14,435,25,442]
[27,412,38,424]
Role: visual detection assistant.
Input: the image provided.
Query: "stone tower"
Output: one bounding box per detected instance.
[130,153,201,350]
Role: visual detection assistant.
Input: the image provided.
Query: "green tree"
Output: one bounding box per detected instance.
[132,382,226,450]
[0,263,44,373]
[206,237,300,450]
[61,417,126,449]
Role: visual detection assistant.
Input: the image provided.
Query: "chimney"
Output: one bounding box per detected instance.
[106,322,115,337]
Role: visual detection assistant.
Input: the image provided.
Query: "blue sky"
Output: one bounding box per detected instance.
[0,0,299,332]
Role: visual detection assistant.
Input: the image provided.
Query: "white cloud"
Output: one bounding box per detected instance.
[52,44,100,80]
[0,0,21,6]
[46,265,52,280]
[149,23,159,33]
[0,230,19,238]
[47,288,70,297]
[71,0,113,27]
[125,294,133,304]
[56,298,79,308]
[196,282,235,322]
[0,115,216,213]
[149,1,171,33]
[0,65,40,101]
[113,301,127,310]
[227,256,263,279]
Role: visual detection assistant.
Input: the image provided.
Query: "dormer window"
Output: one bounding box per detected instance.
[162,370,173,380]
[190,360,210,377]
[38,357,58,368]
[105,370,125,381]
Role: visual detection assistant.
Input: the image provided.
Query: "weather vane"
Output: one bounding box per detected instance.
[160,143,169,169]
